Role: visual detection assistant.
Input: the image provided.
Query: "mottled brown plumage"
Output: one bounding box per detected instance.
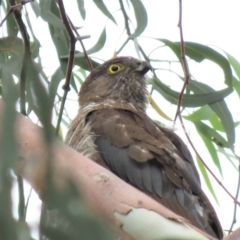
[66,56,223,239]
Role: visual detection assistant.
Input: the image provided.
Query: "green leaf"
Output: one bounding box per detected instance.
[6,1,18,37]
[157,39,181,58]
[93,0,116,24]
[73,73,83,88]
[217,147,238,171]
[183,105,214,122]
[184,42,232,87]
[0,63,18,240]
[186,80,235,149]
[30,1,41,17]
[197,131,222,176]
[39,0,64,28]
[224,51,240,81]
[233,76,240,98]
[129,0,148,38]
[74,57,100,71]
[76,0,86,20]
[150,77,232,107]
[71,74,79,93]
[209,114,224,132]
[196,157,219,204]
[49,67,64,107]
[153,39,235,148]
[210,101,235,149]
[26,59,54,142]
[0,36,24,77]
[30,40,41,60]
[70,28,107,57]
[158,39,233,87]
[194,121,228,148]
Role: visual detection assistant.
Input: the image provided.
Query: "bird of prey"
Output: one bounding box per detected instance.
[65,56,223,239]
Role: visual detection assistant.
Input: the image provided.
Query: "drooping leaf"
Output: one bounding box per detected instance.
[183,105,214,122]
[0,36,24,77]
[196,157,219,204]
[217,147,238,171]
[39,0,64,28]
[158,39,233,88]
[76,0,86,20]
[74,57,100,71]
[224,51,240,81]
[69,28,107,57]
[129,0,148,38]
[148,95,172,121]
[188,81,235,149]
[197,131,223,176]
[93,0,116,24]
[26,58,54,142]
[150,77,232,107]
[194,121,228,148]
[6,1,18,37]
[30,1,41,17]
[49,67,64,107]
[184,42,232,87]
[233,77,240,98]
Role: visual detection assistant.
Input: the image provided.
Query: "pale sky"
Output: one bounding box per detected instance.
[6,0,240,238]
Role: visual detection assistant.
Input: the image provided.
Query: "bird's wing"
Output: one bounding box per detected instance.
[87,108,223,239]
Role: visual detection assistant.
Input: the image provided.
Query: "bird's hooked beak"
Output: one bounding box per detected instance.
[134,61,152,75]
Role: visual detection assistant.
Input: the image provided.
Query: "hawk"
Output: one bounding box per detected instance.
[65,56,223,239]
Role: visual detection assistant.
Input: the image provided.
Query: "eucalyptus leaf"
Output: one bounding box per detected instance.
[187,81,235,149]
[30,1,41,17]
[194,121,228,148]
[183,105,214,122]
[184,42,232,87]
[69,28,107,58]
[76,0,86,20]
[158,39,233,87]
[74,57,100,71]
[150,77,232,107]
[197,132,222,176]
[39,0,64,28]
[93,0,116,24]
[129,0,148,38]
[6,1,18,37]
[49,67,64,107]
[0,37,24,77]
[233,76,240,98]
[224,51,240,81]
[196,157,219,204]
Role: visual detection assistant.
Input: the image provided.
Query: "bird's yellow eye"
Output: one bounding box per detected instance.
[107,64,124,74]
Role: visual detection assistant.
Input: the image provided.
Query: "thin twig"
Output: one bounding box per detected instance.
[176,0,240,205]
[68,18,93,71]
[0,0,33,27]
[17,175,25,221]
[55,0,76,135]
[229,159,240,233]
[24,187,32,220]
[8,0,34,222]
[174,0,190,123]
[119,0,131,36]
[116,38,130,54]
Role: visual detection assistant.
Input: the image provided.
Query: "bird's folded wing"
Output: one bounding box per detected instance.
[88,108,223,239]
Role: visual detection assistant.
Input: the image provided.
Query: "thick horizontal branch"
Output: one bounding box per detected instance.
[0,100,239,240]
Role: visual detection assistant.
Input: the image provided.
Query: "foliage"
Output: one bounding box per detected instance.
[0,0,239,239]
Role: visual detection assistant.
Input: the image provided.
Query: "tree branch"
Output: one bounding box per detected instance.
[0,99,225,240]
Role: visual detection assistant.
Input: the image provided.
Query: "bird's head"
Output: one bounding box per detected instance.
[79,56,152,112]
